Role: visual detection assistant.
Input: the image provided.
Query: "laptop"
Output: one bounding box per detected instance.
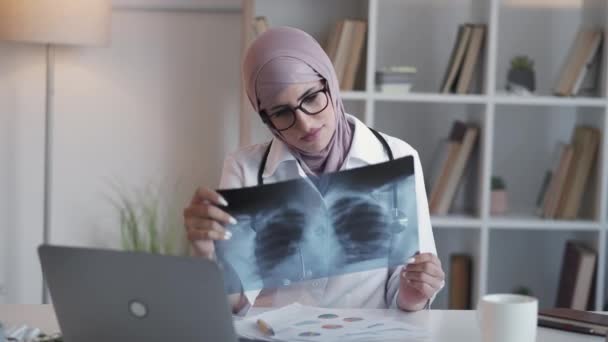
[38,245,261,342]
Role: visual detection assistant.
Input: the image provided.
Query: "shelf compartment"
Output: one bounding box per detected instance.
[253,0,370,91]
[496,0,607,97]
[492,105,604,221]
[375,0,491,94]
[433,228,482,310]
[374,102,486,217]
[487,228,600,310]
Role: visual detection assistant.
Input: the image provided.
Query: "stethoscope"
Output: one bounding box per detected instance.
[256,126,406,234]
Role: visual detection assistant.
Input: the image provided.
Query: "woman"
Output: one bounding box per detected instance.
[183,27,444,314]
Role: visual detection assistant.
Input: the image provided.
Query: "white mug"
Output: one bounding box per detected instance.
[477,294,538,342]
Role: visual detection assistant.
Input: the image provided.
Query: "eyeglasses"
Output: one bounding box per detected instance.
[260,84,330,131]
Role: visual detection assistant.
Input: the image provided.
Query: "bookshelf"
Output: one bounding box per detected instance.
[239,0,608,310]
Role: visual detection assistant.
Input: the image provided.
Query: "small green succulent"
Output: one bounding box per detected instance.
[510,55,534,70]
[512,286,533,296]
[491,176,506,191]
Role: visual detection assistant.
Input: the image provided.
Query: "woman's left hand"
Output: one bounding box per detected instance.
[397,252,445,311]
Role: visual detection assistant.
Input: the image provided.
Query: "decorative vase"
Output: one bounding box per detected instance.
[491,190,509,215]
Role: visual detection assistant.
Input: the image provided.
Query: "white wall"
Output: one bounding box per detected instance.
[0,75,5,300]
[0,6,242,303]
[0,43,47,304]
[0,48,7,301]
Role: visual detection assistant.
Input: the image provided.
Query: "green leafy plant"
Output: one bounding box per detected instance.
[107,182,188,256]
[512,286,533,297]
[510,55,534,70]
[491,176,506,191]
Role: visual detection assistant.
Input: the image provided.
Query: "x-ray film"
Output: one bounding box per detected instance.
[215,155,418,294]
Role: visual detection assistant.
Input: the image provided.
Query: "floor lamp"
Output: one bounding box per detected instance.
[0,0,111,303]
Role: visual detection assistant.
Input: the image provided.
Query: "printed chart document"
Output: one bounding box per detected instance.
[235,303,429,342]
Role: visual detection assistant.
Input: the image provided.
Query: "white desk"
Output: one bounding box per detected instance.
[0,305,603,341]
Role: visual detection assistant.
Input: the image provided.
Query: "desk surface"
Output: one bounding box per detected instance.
[0,305,603,342]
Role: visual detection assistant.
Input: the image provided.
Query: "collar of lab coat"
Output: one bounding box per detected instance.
[262,114,390,179]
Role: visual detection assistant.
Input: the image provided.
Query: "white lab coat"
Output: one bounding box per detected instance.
[218,114,438,313]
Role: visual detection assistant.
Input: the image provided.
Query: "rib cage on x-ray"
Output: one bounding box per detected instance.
[252,193,391,283]
[330,193,391,264]
[254,208,305,275]
[215,156,418,294]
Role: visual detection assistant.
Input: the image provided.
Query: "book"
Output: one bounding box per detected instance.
[342,20,367,91]
[556,241,597,310]
[554,30,591,96]
[376,83,412,94]
[586,259,597,310]
[542,143,573,218]
[572,30,603,95]
[334,20,356,89]
[448,254,472,310]
[535,171,551,216]
[536,142,564,216]
[434,123,479,215]
[429,121,467,214]
[426,138,449,196]
[538,308,608,336]
[376,67,416,83]
[325,20,344,62]
[375,66,416,93]
[441,24,474,93]
[456,24,486,94]
[439,24,465,92]
[555,127,585,218]
[554,29,597,96]
[557,126,600,219]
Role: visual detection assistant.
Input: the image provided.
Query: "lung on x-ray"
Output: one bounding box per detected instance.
[215,155,418,294]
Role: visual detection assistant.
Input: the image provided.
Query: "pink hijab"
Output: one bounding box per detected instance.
[242,26,353,175]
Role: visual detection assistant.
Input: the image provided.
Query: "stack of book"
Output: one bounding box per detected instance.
[325,19,368,91]
[556,240,597,311]
[554,29,604,97]
[428,120,479,215]
[536,125,600,219]
[440,23,487,94]
[375,66,417,93]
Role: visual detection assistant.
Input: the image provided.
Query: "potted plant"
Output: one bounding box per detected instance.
[512,286,533,297]
[506,55,536,94]
[491,176,509,215]
[108,182,188,256]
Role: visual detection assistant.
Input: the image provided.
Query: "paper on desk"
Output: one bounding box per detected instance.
[235,303,429,342]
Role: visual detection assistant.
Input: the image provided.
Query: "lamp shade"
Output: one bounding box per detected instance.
[0,0,110,46]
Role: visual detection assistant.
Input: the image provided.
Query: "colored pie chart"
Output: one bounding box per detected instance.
[322,324,343,329]
[318,313,338,319]
[343,317,363,322]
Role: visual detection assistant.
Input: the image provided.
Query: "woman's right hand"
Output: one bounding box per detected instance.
[183,187,237,259]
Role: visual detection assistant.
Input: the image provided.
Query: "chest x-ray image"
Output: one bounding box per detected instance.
[215,156,418,295]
